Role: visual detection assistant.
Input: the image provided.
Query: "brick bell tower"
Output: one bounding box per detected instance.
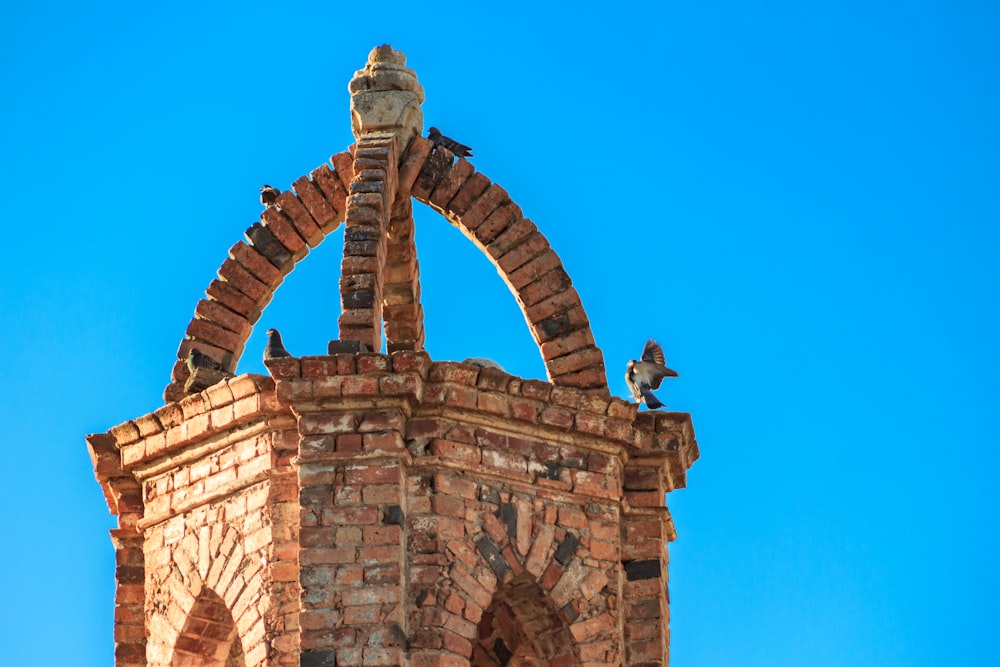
[88,45,698,667]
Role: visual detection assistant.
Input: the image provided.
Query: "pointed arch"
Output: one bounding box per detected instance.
[474,572,577,666]
[164,137,608,402]
[171,588,245,667]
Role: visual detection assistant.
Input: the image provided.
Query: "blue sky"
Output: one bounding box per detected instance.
[2,1,998,665]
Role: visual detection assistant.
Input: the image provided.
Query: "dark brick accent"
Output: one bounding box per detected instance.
[384,505,404,525]
[499,503,516,539]
[475,534,510,579]
[301,649,337,667]
[625,559,663,581]
[554,533,580,565]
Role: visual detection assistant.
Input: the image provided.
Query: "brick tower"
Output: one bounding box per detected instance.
[88,46,698,667]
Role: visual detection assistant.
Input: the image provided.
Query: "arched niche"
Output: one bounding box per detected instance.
[171,588,245,667]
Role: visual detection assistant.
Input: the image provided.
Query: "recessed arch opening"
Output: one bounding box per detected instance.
[473,572,576,667]
[170,588,245,667]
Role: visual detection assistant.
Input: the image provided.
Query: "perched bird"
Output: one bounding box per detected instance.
[186,348,223,373]
[260,184,280,207]
[264,328,291,361]
[427,127,473,157]
[625,339,679,410]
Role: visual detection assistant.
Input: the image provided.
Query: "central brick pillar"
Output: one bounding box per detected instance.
[286,353,420,666]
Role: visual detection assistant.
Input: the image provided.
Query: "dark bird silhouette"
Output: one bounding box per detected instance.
[427,127,473,157]
[186,348,224,373]
[264,328,291,361]
[260,184,280,207]
[625,339,679,409]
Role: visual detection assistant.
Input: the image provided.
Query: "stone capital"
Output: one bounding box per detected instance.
[350,45,424,147]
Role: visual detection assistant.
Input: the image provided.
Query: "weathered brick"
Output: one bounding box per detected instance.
[446,172,491,217]
[428,157,475,211]
[262,206,308,259]
[206,279,261,321]
[474,200,521,247]
[217,257,269,301]
[460,183,509,233]
[330,151,355,188]
[186,318,245,357]
[193,299,252,338]
[229,241,283,288]
[495,231,549,274]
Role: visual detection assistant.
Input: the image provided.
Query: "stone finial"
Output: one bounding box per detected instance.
[349,45,425,147]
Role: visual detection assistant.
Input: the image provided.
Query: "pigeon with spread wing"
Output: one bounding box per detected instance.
[625,339,679,409]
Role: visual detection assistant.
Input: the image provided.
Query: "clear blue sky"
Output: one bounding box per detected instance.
[2,2,997,665]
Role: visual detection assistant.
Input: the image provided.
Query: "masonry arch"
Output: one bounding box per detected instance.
[165,137,607,402]
[474,572,577,666]
[170,588,245,667]
[145,518,275,667]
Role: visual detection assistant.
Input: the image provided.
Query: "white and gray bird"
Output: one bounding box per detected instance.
[264,328,291,361]
[427,127,473,157]
[625,339,679,410]
[260,184,280,207]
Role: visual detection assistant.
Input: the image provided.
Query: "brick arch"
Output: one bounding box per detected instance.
[171,588,245,667]
[147,522,271,667]
[165,137,607,402]
[475,572,577,666]
[410,486,620,664]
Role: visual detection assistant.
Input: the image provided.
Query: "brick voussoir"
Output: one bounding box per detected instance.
[551,365,609,392]
[486,216,537,260]
[428,158,475,212]
[546,347,606,378]
[229,241,283,288]
[507,249,563,291]
[309,163,349,217]
[330,151,355,190]
[261,207,308,258]
[495,231,549,274]
[539,329,597,363]
[206,279,261,322]
[194,299,252,337]
[412,147,455,200]
[444,171,491,218]
[275,191,323,248]
[293,175,340,232]
[519,267,573,308]
[217,258,269,301]
[474,200,522,247]
[185,318,245,358]
[459,183,509,233]
[524,287,583,324]
[397,136,433,195]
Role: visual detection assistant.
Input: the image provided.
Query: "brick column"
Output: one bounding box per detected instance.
[621,507,672,666]
[339,134,399,352]
[268,351,428,667]
[111,529,146,667]
[383,195,425,352]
